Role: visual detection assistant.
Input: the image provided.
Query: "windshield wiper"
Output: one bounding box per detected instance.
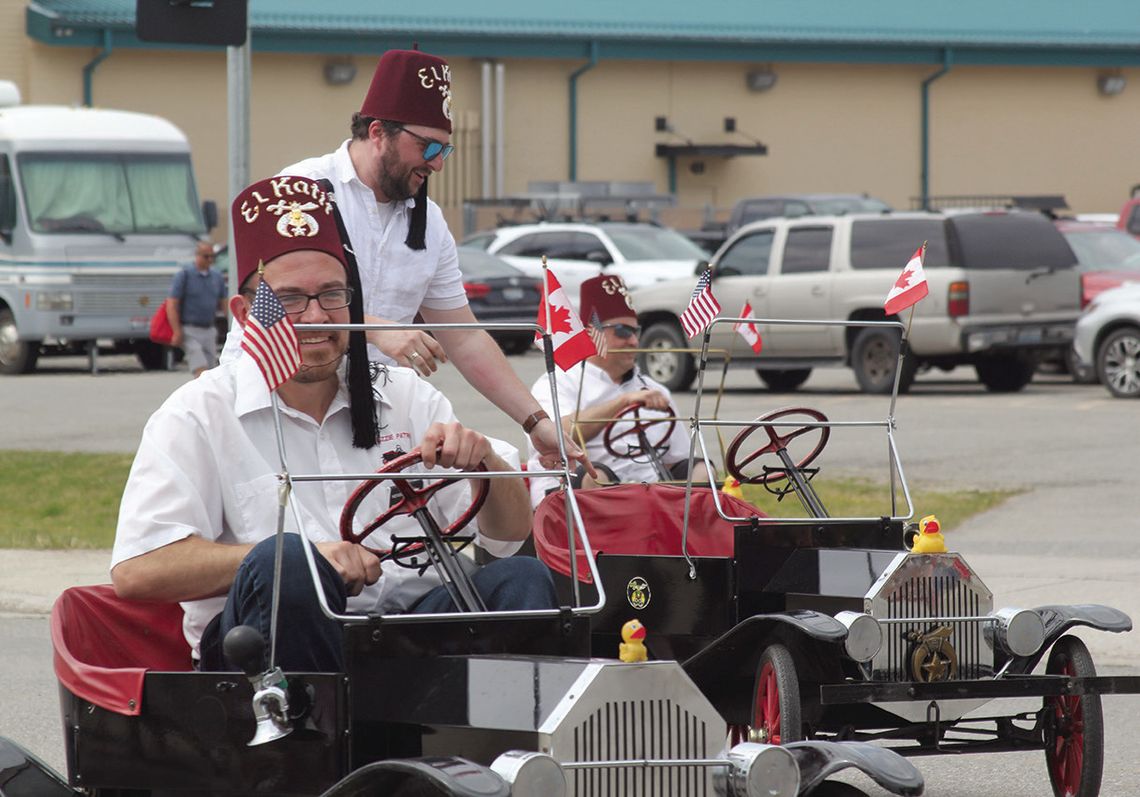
[1025,266,1060,284]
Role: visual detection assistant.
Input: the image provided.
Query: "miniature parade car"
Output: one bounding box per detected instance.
[531,317,1140,797]
[0,320,926,797]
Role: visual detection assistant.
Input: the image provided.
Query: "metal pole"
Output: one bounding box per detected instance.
[481,61,493,198]
[226,31,251,299]
[494,63,505,197]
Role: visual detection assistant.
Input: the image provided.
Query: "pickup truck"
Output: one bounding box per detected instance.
[1117,196,1140,240]
[633,210,1080,394]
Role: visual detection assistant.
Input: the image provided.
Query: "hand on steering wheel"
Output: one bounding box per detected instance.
[601,402,678,461]
[725,407,830,485]
[338,446,489,563]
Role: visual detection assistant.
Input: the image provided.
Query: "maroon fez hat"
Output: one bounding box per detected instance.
[360,49,453,134]
[580,274,637,324]
[231,176,348,287]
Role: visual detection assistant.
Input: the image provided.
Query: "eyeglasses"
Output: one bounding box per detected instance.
[600,323,641,340]
[274,287,354,315]
[396,125,455,162]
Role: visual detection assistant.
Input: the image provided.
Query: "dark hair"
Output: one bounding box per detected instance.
[350,114,401,141]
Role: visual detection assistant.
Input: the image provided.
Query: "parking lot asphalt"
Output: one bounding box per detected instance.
[2,353,1138,663]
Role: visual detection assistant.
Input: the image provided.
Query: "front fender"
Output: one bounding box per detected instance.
[318,756,509,797]
[1008,604,1132,673]
[0,736,76,796]
[785,740,924,797]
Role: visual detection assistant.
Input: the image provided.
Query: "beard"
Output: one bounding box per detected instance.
[377,145,424,202]
[292,336,348,384]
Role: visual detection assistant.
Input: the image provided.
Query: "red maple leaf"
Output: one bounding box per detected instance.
[893,269,913,290]
[547,304,573,334]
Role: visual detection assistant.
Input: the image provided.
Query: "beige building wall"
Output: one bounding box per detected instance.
[7,13,1139,240]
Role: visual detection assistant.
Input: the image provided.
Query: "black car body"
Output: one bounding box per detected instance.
[458,247,541,355]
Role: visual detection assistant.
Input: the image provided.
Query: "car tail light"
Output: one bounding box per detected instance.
[947,280,969,317]
[464,282,491,299]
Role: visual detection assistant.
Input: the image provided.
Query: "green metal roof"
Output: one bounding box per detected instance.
[26,1,1140,65]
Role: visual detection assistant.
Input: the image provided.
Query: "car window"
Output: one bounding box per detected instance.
[716,230,774,277]
[604,226,707,261]
[779,227,832,274]
[457,249,525,279]
[0,155,15,233]
[1128,205,1140,237]
[949,214,1077,271]
[783,201,812,218]
[850,219,949,270]
[1063,229,1140,272]
[497,231,580,258]
[738,199,784,225]
[460,232,496,250]
[568,231,609,261]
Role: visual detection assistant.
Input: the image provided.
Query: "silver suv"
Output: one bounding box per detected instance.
[633,211,1080,393]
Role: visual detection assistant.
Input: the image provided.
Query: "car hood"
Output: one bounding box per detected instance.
[617,260,702,289]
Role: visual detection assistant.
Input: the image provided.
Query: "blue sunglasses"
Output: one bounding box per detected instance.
[396,125,455,162]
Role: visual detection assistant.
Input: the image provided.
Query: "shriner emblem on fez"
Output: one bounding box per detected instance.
[266,200,320,239]
[601,276,634,310]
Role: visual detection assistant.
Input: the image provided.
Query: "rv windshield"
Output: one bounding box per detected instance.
[19,153,204,235]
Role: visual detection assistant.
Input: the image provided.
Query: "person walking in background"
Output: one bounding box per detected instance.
[170,240,226,377]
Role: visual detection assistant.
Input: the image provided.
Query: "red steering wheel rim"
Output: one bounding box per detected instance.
[338,446,489,561]
[725,407,830,485]
[601,402,678,460]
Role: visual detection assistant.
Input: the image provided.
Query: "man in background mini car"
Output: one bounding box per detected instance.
[111,175,557,673]
[526,274,711,506]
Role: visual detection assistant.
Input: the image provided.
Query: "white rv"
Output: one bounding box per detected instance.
[0,85,213,373]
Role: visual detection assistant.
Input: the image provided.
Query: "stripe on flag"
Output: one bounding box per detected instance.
[589,309,608,360]
[679,269,721,339]
[242,279,301,391]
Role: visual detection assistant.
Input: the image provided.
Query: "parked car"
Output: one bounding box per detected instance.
[1071,282,1140,398]
[633,210,1080,394]
[1116,196,1140,240]
[456,247,542,355]
[688,193,893,251]
[476,221,708,299]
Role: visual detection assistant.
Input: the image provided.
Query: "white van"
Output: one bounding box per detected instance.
[0,86,214,374]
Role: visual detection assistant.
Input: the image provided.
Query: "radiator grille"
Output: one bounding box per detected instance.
[868,555,994,683]
[570,699,710,797]
[71,275,172,314]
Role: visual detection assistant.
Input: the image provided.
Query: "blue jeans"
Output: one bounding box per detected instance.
[199,535,559,672]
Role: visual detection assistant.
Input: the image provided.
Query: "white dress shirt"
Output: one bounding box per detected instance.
[525,363,691,506]
[221,140,467,364]
[112,357,521,656]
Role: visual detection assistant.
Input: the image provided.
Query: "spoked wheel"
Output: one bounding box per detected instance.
[1043,635,1103,797]
[725,407,829,486]
[751,644,802,745]
[601,402,678,461]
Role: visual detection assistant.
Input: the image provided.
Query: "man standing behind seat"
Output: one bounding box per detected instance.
[220,48,584,472]
[526,275,710,506]
[170,240,226,377]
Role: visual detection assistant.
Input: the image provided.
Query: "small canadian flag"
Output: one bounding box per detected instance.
[534,268,596,371]
[883,243,929,316]
[733,301,763,354]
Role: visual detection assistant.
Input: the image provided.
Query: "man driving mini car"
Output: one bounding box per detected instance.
[111,175,557,673]
[526,274,711,506]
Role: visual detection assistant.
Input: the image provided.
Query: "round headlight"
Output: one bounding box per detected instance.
[989,608,1045,657]
[490,751,566,797]
[727,742,800,797]
[835,611,882,662]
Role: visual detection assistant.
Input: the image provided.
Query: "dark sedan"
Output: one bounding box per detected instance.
[457,247,542,355]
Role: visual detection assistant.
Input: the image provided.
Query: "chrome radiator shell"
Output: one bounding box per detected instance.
[865,552,995,683]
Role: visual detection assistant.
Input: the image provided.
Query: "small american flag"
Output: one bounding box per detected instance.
[242,279,301,391]
[680,269,721,339]
[588,309,608,360]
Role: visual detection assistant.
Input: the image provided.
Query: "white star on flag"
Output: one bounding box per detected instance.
[883,243,929,316]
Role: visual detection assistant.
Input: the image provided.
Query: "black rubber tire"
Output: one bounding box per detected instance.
[850,327,915,394]
[493,333,533,356]
[1043,635,1103,797]
[751,644,803,744]
[0,307,40,375]
[1065,346,1098,385]
[975,355,1035,393]
[638,321,696,391]
[757,368,812,392]
[1095,326,1140,398]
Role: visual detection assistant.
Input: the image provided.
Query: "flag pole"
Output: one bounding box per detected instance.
[886,240,925,517]
[538,255,581,602]
[266,391,293,670]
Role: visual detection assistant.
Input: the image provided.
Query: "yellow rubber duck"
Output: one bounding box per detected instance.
[619,619,648,662]
[722,475,744,500]
[909,514,947,554]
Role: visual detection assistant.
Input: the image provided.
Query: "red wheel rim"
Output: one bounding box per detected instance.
[753,660,782,744]
[1047,658,1083,796]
